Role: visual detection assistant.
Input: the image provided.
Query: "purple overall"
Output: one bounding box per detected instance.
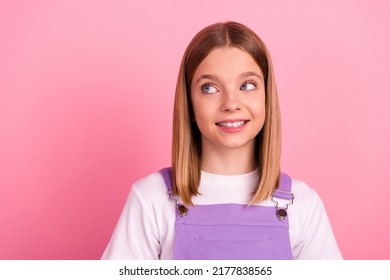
[159,168,294,260]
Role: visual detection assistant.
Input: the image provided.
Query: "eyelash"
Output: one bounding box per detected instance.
[241,81,257,89]
[200,81,257,94]
[200,83,218,94]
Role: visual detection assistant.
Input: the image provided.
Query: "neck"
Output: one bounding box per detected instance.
[200,143,258,175]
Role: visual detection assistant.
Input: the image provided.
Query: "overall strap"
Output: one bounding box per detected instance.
[159,167,189,217]
[159,167,173,194]
[272,172,294,221]
[273,172,293,200]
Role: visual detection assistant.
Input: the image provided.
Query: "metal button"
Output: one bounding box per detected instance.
[178,205,188,217]
[276,208,287,221]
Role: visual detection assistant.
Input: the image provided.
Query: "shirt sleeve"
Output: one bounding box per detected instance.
[293,189,343,259]
[101,183,161,259]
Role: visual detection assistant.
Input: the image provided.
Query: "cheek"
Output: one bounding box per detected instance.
[193,105,213,127]
[191,98,202,122]
[191,96,212,123]
[250,99,266,129]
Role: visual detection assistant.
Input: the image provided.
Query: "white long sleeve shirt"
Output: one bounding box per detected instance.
[102,169,343,260]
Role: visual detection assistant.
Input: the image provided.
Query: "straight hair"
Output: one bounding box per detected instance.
[172,21,282,206]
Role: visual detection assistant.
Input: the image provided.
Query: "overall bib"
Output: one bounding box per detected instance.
[159,168,294,260]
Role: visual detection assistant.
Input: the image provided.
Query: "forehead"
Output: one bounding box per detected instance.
[193,47,263,80]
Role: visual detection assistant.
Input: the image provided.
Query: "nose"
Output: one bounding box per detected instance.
[220,90,241,112]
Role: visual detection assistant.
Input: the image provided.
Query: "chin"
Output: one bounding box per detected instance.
[219,140,253,150]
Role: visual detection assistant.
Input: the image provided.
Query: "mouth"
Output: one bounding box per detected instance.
[215,120,250,128]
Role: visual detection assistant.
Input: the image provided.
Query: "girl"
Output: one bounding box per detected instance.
[102,21,342,260]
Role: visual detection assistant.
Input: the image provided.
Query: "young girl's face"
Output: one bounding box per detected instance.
[190,47,266,153]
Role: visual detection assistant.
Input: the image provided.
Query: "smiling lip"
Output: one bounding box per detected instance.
[215,119,249,133]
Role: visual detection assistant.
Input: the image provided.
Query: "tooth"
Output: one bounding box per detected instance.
[218,121,246,128]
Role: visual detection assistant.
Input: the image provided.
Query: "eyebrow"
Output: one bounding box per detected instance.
[240,71,263,79]
[194,74,221,85]
[194,71,263,85]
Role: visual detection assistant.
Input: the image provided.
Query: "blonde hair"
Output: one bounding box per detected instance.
[172,21,281,206]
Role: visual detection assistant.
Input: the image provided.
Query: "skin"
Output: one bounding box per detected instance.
[190,47,266,175]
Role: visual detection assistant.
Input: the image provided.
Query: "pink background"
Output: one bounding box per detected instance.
[1,0,389,259]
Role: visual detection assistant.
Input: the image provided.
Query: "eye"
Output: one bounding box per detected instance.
[240,81,257,91]
[201,83,218,94]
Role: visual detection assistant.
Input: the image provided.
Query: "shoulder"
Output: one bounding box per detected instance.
[131,170,168,202]
[129,170,175,221]
[290,178,319,204]
[117,170,170,218]
[289,177,325,220]
[287,176,343,259]
[287,177,326,235]
[102,170,175,260]
[117,170,172,217]
[124,170,176,230]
